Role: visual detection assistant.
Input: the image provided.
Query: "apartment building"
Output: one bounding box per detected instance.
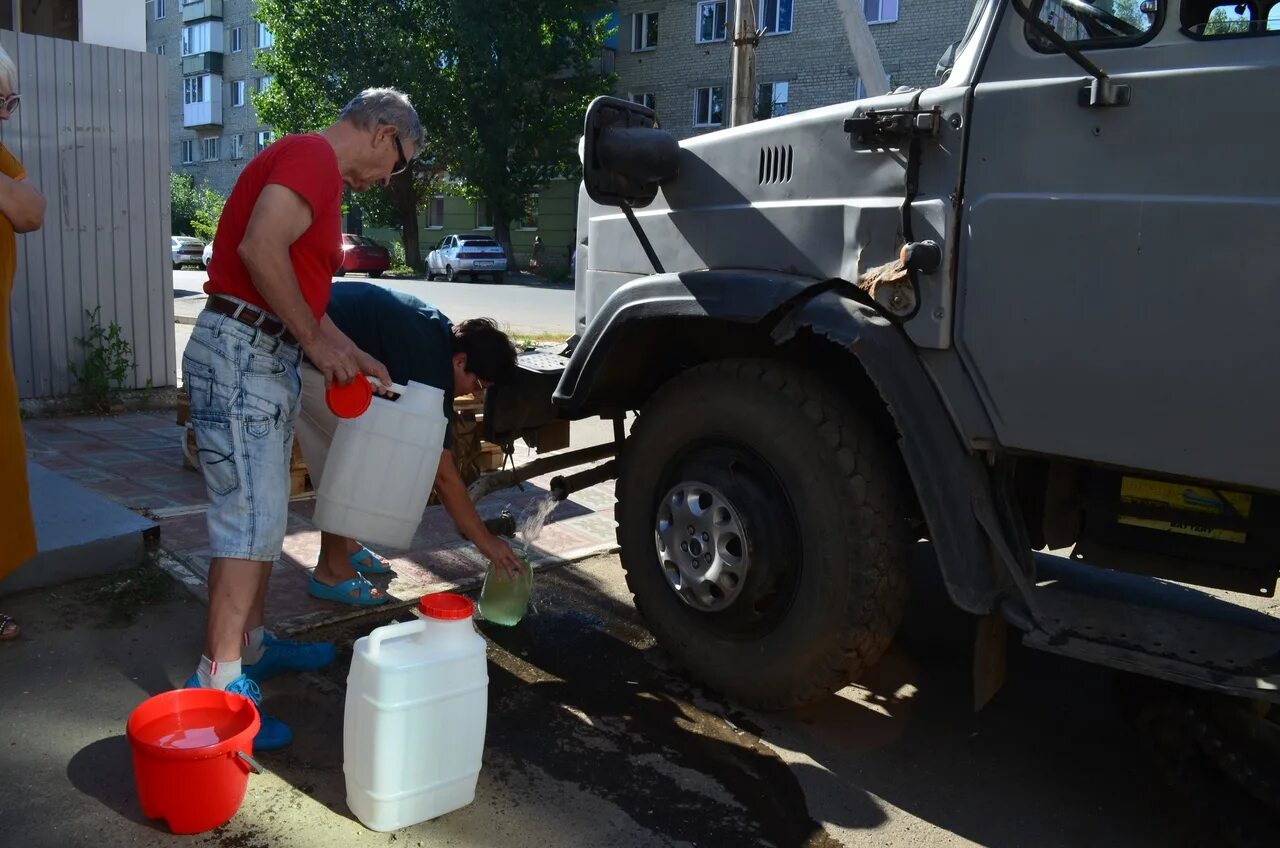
[145,0,274,197]
[612,0,975,139]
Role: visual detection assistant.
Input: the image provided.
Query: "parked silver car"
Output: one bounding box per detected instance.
[425,234,507,283]
[171,235,206,270]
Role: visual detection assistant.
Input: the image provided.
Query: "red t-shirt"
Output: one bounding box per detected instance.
[204,134,343,320]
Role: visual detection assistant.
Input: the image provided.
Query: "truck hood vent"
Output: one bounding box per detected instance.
[758,144,794,185]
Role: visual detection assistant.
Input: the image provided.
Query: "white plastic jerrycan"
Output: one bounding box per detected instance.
[314,380,447,549]
[344,592,488,832]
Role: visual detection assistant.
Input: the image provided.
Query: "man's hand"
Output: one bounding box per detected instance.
[355,349,392,392]
[477,534,524,580]
[302,332,365,387]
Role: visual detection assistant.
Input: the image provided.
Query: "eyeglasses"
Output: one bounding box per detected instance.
[390,133,409,176]
[0,94,21,115]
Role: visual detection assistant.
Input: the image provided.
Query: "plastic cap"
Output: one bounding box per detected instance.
[418,592,474,620]
[326,377,373,418]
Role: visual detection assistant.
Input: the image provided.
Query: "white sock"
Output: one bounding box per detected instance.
[242,626,267,665]
[196,655,243,689]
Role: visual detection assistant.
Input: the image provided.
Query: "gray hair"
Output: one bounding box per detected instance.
[0,45,16,95]
[338,87,423,151]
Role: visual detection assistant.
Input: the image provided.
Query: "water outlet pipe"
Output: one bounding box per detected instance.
[550,460,618,502]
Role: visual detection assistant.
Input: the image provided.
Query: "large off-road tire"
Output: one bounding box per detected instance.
[617,358,909,709]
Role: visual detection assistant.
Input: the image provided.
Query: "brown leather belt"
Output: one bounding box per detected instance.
[205,295,298,346]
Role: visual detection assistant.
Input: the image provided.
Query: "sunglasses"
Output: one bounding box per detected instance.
[391,133,409,177]
[0,94,21,115]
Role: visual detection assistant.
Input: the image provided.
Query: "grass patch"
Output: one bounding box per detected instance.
[83,561,175,624]
[513,331,571,349]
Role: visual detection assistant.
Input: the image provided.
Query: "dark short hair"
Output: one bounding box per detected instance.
[452,318,517,384]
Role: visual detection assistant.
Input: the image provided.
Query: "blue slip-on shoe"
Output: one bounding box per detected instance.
[182,672,293,751]
[242,633,338,683]
[349,546,392,575]
[308,574,389,608]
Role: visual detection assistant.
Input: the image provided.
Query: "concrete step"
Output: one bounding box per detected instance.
[0,461,157,596]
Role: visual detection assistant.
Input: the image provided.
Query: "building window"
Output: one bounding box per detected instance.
[183,76,208,105]
[181,139,195,164]
[154,43,166,56]
[256,22,274,50]
[257,130,273,151]
[855,73,892,99]
[231,134,244,160]
[628,92,656,110]
[230,26,243,53]
[864,0,899,24]
[427,194,446,229]
[257,76,273,93]
[475,200,494,230]
[154,0,165,21]
[181,22,215,56]
[758,0,794,34]
[693,85,724,127]
[696,1,729,43]
[202,137,219,161]
[756,81,789,119]
[519,195,539,230]
[231,79,245,107]
[631,12,658,51]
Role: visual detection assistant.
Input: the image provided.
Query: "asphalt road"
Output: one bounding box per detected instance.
[172,269,577,337]
[4,548,1267,847]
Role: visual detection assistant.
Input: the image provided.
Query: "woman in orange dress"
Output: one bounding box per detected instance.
[0,45,47,641]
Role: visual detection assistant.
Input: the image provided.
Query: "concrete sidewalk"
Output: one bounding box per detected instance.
[21,409,619,636]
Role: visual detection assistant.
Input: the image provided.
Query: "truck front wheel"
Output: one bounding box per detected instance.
[617,359,909,709]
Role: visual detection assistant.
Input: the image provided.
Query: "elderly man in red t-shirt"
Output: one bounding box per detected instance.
[181,88,421,749]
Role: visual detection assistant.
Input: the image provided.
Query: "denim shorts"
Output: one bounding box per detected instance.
[182,305,303,561]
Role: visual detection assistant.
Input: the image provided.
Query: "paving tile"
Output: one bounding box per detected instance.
[81,450,149,467]
[59,467,123,483]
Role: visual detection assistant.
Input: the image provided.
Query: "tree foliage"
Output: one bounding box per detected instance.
[253,0,614,264]
[170,172,225,243]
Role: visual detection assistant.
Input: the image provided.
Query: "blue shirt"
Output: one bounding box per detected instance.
[324,282,455,448]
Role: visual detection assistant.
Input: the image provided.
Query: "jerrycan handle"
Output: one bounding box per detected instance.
[367,376,410,401]
[367,619,422,657]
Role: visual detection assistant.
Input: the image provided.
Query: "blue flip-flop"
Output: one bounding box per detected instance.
[308,575,389,607]
[349,546,392,575]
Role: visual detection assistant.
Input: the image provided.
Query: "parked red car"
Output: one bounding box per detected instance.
[336,234,391,278]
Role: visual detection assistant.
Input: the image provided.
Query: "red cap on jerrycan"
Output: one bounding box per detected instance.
[418,592,474,620]
[325,376,373,418]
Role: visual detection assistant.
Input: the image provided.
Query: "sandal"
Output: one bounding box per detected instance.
[0,614,19,641]
[349,546,392,575]
[308,575,389,607]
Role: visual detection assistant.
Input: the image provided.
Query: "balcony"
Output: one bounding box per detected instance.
[181,0,223,24]
[181,52,223,76]
[183,77,223,128]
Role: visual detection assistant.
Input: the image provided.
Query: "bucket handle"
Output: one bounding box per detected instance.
[367,619,422,657]
[236,750,265,775]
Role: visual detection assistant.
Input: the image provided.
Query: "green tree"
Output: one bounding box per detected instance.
[170,172,225,243]
[430,1,615,256]
[253,0,614,268]
[1202,7,1238,34]
[253,0,446,270]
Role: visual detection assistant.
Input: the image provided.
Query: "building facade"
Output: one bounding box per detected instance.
[145,0,274,198]
[611,0,975,139]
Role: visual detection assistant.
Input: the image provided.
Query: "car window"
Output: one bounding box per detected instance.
[343,234,357,245]
[1025,0,1161,51]
[1182,0,1280,37]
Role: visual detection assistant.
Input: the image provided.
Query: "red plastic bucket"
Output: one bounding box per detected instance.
[126,688,261,834]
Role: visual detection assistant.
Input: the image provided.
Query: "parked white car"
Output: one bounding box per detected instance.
[426,234,507,283]
[202,241,213,268]
[171,235,206,269]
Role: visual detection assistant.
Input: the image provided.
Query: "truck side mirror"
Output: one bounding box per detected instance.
[935,41,958,84]
[581,96,679,209]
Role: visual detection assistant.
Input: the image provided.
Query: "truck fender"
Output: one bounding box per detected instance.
[554,269,830,410]
[772,289,1001,614]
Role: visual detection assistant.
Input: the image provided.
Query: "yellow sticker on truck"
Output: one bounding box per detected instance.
[1117,477,1250,544]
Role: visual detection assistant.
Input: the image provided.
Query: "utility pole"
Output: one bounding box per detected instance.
[833,0,890,98]
[729,0,761,127]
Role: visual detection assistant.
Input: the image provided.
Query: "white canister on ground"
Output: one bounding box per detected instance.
[344,593,488,832]
[314,380,446,549]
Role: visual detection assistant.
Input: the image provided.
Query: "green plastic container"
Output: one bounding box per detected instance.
[477,558,533,626]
